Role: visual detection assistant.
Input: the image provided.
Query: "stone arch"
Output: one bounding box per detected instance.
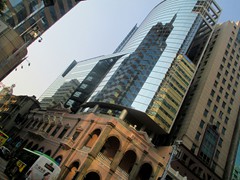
[119,150,137,174]
[31,144,39,151]
[85,129,101,148]
[136,163,153,180]
[100,136,120,160]
[64,161,80,180]
[26,141,33,149]
[45,150,52,156]
[21,139,28,148]
[38,146,44,152]
[54,155,63,165]
[84,171,100,180]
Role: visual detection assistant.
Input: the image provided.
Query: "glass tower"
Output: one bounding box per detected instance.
[89,0,221,132]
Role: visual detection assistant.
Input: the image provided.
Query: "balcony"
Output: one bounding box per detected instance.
[115,167,129,180]
[60,137,74,150]
[96,152,111,167]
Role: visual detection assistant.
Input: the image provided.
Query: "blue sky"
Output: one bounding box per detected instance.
[3,0,240,99]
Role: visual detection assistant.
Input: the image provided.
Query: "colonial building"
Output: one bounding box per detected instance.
[16,102,186,179]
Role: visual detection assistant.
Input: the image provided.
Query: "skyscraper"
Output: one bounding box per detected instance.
[86,0,221,133]
[41,1,240,179]
[0,0,83,80]
[170,21,240,179]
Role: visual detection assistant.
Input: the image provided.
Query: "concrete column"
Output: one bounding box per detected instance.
[119,109,128,120]
[76,154,95,180]
[75,122,115,180]
[75,120,94,149]
[151,162,163,180]
[105,137,132,179]
[129,150,148,179]
[91,104,99,113]
[89,122,115,158]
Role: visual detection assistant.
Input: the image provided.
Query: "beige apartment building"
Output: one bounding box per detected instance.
[171,21,240,179]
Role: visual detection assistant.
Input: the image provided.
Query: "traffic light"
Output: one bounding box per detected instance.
[43,0,55,7]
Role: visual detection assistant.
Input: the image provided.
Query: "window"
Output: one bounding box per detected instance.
[216,121,220,130]
[218,138,223,147]
[230,37,233,43]
[80,83,88,89]
[225,117,229,124]
[219,87,223,93]
[72,131,80,141]
[220,64,224,71]
[191,144,197,153]
[230,76,234,82]
[207,99,212,107]
[211,90,215,97]
[216,96,220,103]
[225,50,229,56]
[217,72,221,79]
[230,98,234,105]
[235,81,238,87]
[73,91,82,97]
[230,56,233,61]
[222,101,226,109]
[233,89,236,96]
[227,84,231,90]
[227,107,232,114]
[225,70,229,76]
[215,150,220,159]
[222,57,226,63]
[46,124,54,133]
[204,109,209,117]
[200,120,205,129]
[232,68,236,74]
[227,63,231,68]
[225,92,229,99]
[219,111,223,119]
[222,78,226,84]
[214,80,218,87]
[51,126,61,136]
[86,76,93,81]
[213,105,218,113]
[222,127,226,135]
[195,131,201,140]
[227,43,231,49]
[210,115,214,123]
[232,49,235,55]
[58,128,68,139]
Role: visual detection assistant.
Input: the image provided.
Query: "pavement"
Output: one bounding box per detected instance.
[0,157,9,180]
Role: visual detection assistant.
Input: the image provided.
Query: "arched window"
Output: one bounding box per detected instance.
[31,144,39,151]
[26,141,33,149]
[54,155,63,165]
[119,150,137,173]
[45,150,52,156]
[100,136,120,160]
[85,129,101,148]
[64,161,80,180]
[136,163,153,180]
[84,172,100,180]
[38,147,44,152]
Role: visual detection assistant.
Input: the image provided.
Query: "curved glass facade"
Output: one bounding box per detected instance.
[90,0,220,133]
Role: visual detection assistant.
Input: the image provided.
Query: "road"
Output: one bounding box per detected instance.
[0,157,9,180]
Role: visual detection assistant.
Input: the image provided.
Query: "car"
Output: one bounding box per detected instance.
[0,146,11,160]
